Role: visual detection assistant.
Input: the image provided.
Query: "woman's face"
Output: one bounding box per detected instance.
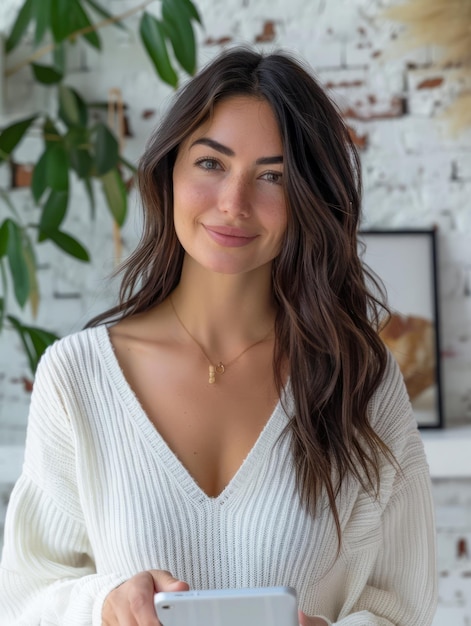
[172,96,287,277]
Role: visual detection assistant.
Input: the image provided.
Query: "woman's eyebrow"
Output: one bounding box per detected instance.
[190,137,283,165]
[191,137,234,156]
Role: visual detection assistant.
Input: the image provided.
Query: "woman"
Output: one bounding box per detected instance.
[0,48,437,625]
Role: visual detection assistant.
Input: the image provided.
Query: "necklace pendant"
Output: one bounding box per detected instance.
[209,365,216,384]
[215,362,225,375]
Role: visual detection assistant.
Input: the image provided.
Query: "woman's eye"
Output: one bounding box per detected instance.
[195,158,221,171]
[261,171,283,185]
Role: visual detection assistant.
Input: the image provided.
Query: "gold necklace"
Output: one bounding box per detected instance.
[170,296,273,384]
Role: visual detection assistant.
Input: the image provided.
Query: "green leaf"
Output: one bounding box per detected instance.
[7,316,58,374]
[38,190,68,241]
[177,0,202,24]
[0,116,36,161]
[72,1,101,49]
[30,42,65,85]
[0,221,8,257]
[32,143,69,202]
[7,316,36,374]
[82,0,126,30]
[50,0,72,42]
[32,0,51,45]
[32,143,69,201]
[101,168,127,226]
[0,259,7,331]
[5,0,34,53]
[51,0,100,49]
[42,117,62,146]
[0,296,4,332]
[31,63,63,85]
[23,235,39,317]
[65,127,92,178]
[162,0,197,75]
[46,143,69,191]
[47,230,90,261]
[92,123,119,176]
[53,44,66,74]
[83,177,96,218]
[26,326,58,363]
[58,85,88,127]
[139,13,178,88]
[31,149,48,203]
[6,220,30,308]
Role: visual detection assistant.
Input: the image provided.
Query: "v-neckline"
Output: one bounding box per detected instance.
[94,325,290,506]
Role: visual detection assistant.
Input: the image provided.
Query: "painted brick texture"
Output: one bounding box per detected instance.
[1,0,470,433]
[1,1,471,623]
[1,0,471,432]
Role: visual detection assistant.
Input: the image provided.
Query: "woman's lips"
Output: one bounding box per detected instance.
[204,225,258,247]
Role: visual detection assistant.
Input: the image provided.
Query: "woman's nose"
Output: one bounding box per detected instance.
[219,175,251,218]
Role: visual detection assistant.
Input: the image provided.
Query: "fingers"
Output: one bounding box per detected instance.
[102,570,189,626]
[127,571,159,626]
[103,571,155,626]
[148,569,189,593]
[298,610,329,626]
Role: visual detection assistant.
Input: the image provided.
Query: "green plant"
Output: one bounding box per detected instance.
[0,0,201,375]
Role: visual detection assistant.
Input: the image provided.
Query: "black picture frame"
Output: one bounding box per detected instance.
[358,228,443,429]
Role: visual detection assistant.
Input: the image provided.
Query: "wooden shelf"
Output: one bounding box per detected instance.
[421,425,471,478]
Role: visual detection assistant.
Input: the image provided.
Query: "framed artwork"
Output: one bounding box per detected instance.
[358,229,443,429]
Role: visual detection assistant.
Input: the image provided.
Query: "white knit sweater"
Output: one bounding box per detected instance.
[0,326,437,626]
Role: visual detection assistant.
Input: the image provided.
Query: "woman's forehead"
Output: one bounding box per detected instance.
[179,96,283,153]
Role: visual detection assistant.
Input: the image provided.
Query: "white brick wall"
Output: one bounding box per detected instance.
[1,0,471,429]
[433,479,471,626]
[1,0,471,622]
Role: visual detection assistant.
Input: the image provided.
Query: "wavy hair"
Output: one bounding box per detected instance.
[89,47,392,543]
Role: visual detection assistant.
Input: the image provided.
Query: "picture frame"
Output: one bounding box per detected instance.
[358,228,443,429]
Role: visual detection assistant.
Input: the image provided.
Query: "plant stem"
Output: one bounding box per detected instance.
[0,189,21,220]
[0,258,8,330]
[5,0,155,78]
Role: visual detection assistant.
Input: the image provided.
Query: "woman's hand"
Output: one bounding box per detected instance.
[102,569,189,625]
[299,610,329,626]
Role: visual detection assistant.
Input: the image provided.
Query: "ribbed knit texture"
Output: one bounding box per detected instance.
[0,326,437,625]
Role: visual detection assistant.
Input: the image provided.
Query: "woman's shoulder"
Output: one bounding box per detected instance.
[36,325,110,382]
[44,324,107,358]
[368,349,420,448]
[24,326,115,415]
[375,349,406,399]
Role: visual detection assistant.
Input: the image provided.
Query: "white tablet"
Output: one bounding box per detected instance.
[154,586,299,626]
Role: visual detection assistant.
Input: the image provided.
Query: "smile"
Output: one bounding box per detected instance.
[203,225,258,248]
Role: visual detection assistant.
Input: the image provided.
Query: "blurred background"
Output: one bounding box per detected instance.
[0,0,471,623]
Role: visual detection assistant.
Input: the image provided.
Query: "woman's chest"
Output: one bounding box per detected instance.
[118,344,280,499]
[78,436,342,589]
[70,382,385,590]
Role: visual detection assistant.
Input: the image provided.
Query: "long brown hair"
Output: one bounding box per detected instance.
[89,47,392,543]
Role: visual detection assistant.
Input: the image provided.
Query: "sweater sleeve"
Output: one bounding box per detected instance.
[332,469,437,626]
[0,344,127,626]
[325,354,438,626]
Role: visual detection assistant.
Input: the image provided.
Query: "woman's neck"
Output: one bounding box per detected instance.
[169,258,276,356]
